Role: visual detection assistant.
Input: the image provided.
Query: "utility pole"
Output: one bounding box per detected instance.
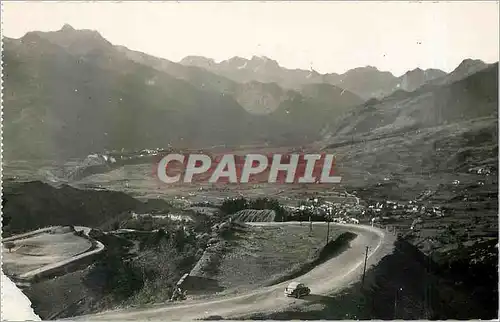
[361,246,369,287]
[309,215,313,236]
[394,288,398,319]
[326,220,330,245]
[425,249,433,318]
[394,287,403,319]
[428,251,432,318]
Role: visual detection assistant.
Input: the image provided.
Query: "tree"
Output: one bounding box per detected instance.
[4,242,16,253]
[172,228,186,251]
[152,228,167,246]
[2,215,12,228]
[85,250,144,300]
[220,197,248,215]
[2,198,11,227]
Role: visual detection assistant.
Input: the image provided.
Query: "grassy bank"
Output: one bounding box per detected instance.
[264,231,357,286]
[208,224,342,293]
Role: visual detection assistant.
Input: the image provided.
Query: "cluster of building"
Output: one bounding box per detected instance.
[365,200,445,218]
[468,166,495,176]
[82,153,117,166]
[287,199,363,224]
[285,195,447,228]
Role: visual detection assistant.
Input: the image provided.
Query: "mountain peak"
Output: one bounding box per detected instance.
[251,55,272,61]
[61,24,76,32]
[226,56,247,63]
[402,67,430,77]
[249,55,280,69]
[456,58,486,69]
[181,55,215,63]
[450,58,488,78]
[347,65,380,73]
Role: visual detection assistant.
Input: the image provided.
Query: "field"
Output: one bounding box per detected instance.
[2,227,92,276]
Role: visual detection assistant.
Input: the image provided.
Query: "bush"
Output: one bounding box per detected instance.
[249,197,288,222]
[220,197,289,222]
[84,251,144,301]
[220,197,248,215]
[74,230,84,237]
[4,241,16,252]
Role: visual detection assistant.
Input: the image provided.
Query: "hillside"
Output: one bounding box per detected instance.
[3,32,262,160]
[1,181,143,235]
[325,63,498,142]
[318,63,498,236]
[3,25,364,161]
[117,47,363,116]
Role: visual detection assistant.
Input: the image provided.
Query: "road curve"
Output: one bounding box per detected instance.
[74,222,395,321]
[4,226,105,280]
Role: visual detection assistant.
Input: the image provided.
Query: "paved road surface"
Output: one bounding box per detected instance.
[75,222,395,321]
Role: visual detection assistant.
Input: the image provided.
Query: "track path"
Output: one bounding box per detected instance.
[4,226,105,280]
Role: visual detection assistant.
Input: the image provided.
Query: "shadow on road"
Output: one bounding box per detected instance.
[183,276,225,294]
[302,294,335,303]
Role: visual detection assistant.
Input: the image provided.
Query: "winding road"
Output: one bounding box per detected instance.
[3,226,105,281]
[75,222,395,320]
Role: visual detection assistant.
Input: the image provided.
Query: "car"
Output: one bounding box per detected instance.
[284,281,310,298]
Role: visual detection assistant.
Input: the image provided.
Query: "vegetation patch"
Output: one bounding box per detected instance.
[264,231,357,286]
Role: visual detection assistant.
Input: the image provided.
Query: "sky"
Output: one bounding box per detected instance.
[2,1,499,76]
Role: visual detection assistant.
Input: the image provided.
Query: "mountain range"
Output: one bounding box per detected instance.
[2,24,496,162]
[181,56,449,99]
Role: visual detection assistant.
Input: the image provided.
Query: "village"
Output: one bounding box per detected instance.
[285,195,446,231]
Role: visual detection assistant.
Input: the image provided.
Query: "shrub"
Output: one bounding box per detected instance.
[84,250,144,301]
[220,197,248,215]
[4,241,16,252]
[248,197,288,221]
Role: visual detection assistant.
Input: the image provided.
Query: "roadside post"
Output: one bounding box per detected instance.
[326,220,330,245]
[394,287,403,319]
[361,245,369,288]
[309,215,313,236]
